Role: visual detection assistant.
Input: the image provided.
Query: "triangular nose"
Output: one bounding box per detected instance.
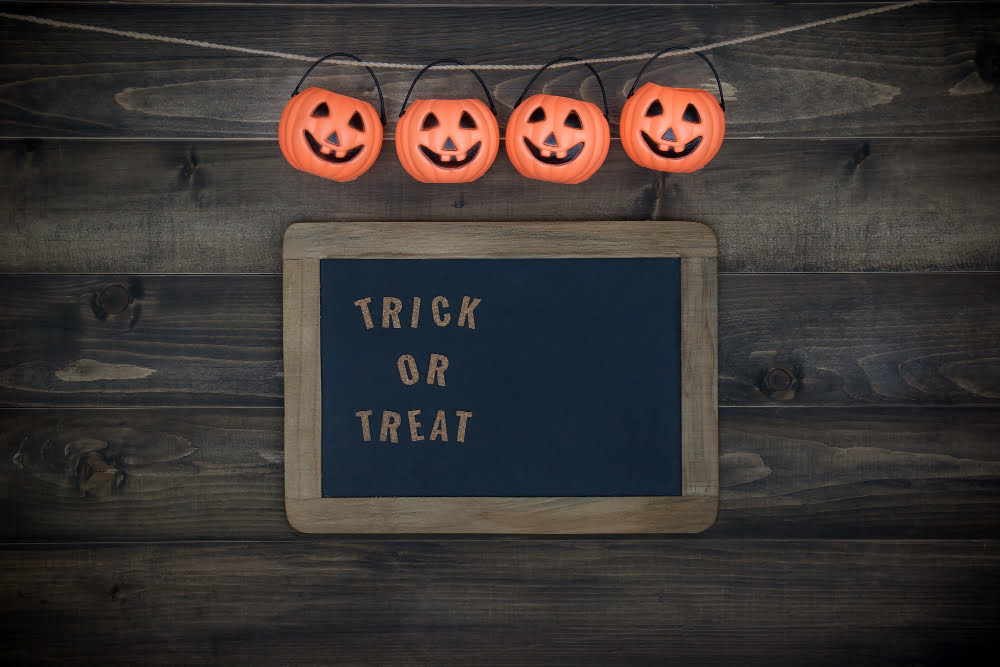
[661,127,676,142]
[543,132,558,147]
[442,137,457,151]
[326,131,340,146]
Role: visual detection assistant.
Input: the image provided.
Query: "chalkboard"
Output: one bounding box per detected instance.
[284,221,718,533]
[320,258,682,497]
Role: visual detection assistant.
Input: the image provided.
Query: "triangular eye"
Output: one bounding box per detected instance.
[311,102,330,118]
[421,112,439,130]
[527,107,546,123]
[682,103,701,124]
[348,111,365,131]
[459,111,477,129]
[564,110,582,129]
[645,100,663,117]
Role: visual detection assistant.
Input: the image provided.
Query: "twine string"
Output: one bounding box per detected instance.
[0,1,930,71]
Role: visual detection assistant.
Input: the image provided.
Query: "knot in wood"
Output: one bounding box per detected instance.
[76,451,124,497]
[97,283,132,315]
[764,367,794,393]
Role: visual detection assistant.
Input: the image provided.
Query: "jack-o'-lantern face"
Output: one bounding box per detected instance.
[396,99,499,183]
[506,94,610,184]
[620,83,724,173]
[278,87,383,182]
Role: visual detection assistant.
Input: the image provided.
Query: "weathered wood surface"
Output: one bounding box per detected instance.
[5,138,999,273]
[15,0,929,5]
[719,273,1000,406]
[1,1,997,661]
[282,220,718,260]
[0,409,288,539]
[1,273,996,407]
[0,3,996,137]
[715,408,1000,538]
[0,275,281,407]
[2,408,999,540]
[1,540,996,663]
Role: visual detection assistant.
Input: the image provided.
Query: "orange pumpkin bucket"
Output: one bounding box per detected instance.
[506,57,611,185]
[620,47,726,173]
[278,53,386,182]
[396,59,500,184]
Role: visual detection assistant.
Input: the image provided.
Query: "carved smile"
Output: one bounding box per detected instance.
[523,138,584,165]
[640,132,702,159]
[304,130,364,163]
[419,142,482,169]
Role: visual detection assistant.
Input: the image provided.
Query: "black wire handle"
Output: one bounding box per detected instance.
[292,52,386,126]
[626,47,725,112]
[399,59,496,117]
[513,57,609,120]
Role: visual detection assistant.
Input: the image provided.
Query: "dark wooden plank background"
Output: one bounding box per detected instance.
[2,3,998,138]
[4,541,997,665]
[1,2,998,663]
[4,138,1000,273]
[2,273,997,407]
[4,407,999,539]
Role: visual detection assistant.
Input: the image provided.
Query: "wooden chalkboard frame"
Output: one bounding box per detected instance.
[283,221,718,533]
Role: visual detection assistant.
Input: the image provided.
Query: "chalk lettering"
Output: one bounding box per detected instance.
[429,410,448,441]
[379,411,401,443]
[410,296,421,328]
[457,296,481,329]
[357,410,471,443]
[407,410,425,442]
[353,297,374,329]
[354,410,373,442]
[360,296,481,330]
[397,355,420,385]
[431,296,450,326]
[382,297,402,328]
[456,411,473,442]
[426,353,449,386]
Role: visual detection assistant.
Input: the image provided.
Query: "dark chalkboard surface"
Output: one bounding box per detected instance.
[283,221,717,533]
[320,258,682,497]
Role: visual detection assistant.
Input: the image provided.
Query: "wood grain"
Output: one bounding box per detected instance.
[2,273,996,407]
[3,407,998,539]
[15,1,921,5]
[283,220,718,260]
[3,138,999,274]
[681,256,718,496]
[718,273,1000,406]
[286,496,720,534]
[282,259,320,502]
[0,275,282,407]
[0,0,995,660]
[0,409,291,538]
[282,223,718,533]
[711,408,1000,538]
[0,3,996,138]
[1,540,996,663]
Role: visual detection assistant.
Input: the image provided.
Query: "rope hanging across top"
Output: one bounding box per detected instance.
[0,1,931,71]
